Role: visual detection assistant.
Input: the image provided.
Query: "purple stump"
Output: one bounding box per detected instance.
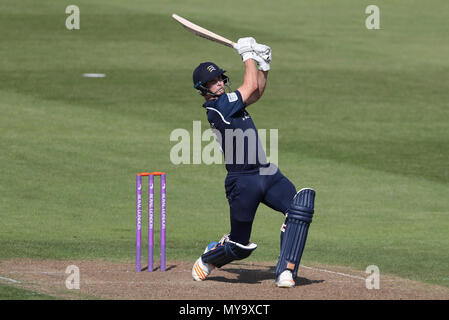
[148,175,154,272]
[135,175,142,272]
[160,174,166,271]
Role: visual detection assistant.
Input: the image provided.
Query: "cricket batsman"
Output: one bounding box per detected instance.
[191,37,316,287]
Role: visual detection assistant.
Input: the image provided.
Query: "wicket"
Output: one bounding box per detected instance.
[136,171,166,272]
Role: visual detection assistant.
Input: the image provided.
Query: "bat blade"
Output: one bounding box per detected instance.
[172,13,235,48]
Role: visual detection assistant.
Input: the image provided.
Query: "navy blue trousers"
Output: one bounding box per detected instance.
[224,167,296,244]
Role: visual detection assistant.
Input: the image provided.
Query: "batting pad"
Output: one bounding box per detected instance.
[276,188,315,279]
[201,239,257,268]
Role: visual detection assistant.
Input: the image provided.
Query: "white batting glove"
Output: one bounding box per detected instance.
[253,43,272,64]
[258,60,270,71]
[254,56,270,71]
[235,37,257,61]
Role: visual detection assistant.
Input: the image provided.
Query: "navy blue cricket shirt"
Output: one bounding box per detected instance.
[203,90,269,172]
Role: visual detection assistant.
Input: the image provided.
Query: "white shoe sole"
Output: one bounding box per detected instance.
[276,279,295,288]
[275,270,295,288]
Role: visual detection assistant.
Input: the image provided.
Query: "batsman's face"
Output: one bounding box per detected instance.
[206,76,225,96]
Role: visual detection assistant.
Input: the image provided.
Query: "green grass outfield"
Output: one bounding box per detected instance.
[0,283,56,300]
[1,0,448,297]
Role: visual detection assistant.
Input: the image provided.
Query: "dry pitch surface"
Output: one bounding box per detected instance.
[1,259,448,300]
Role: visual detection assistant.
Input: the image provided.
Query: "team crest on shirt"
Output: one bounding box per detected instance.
[226,92,238,102]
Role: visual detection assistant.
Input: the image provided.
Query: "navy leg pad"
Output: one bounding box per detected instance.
[276,188,315,279]
[202,239,257,268]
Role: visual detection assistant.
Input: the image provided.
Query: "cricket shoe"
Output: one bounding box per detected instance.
[275,270,295,288]
[192,242,217,281]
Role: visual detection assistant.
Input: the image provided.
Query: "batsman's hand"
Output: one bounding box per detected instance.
[253,43,272,64]
[253,54,270,71]
[235,37,257,62]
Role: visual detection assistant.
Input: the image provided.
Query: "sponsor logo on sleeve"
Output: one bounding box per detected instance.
[226,92,238,102]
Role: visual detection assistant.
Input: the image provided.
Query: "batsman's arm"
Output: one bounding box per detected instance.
[237,59,259,103]
[244,70,268,106]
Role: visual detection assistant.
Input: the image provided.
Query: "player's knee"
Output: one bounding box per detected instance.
[287,188,315,223]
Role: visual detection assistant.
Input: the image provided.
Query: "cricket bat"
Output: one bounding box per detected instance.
[172,14,236,48]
